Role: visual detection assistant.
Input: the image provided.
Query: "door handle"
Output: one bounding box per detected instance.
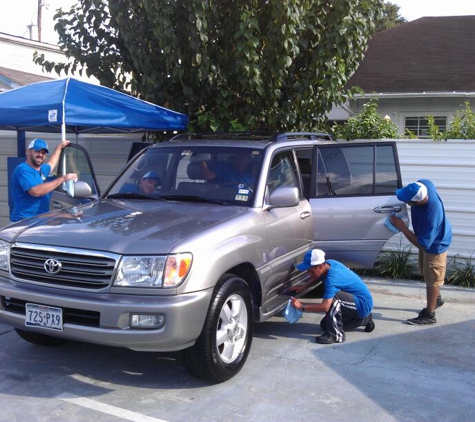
[300,211,311,219]
[374,206,402,213]
[52,201,64,209]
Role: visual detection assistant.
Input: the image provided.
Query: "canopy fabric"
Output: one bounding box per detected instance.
[0,77,188,134]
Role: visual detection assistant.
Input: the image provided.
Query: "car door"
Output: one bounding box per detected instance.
[261,149,313,314]
[49,144,101,211]
[297,142,407,268]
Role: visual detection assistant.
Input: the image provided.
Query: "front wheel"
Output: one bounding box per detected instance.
[184,274,254,383]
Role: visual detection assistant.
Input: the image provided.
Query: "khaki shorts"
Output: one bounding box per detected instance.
[418,250,447,287]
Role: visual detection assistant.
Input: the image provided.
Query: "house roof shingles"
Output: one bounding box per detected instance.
[0,66,53,87]
[347,16,475,94]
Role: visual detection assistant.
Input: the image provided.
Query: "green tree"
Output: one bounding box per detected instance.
[373,1,406,34]
[332,98,398,140]
[34,0,382,132]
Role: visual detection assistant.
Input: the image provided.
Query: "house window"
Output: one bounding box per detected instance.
[405,116,447,138]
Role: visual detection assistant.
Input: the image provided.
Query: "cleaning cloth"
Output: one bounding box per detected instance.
[64,179,75,198]
[283,299,303,324]
[384,213,403,233]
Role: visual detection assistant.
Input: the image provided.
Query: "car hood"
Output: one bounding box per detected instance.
[1,199,246,255]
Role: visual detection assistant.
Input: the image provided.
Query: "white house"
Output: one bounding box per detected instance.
[330,16,475,137]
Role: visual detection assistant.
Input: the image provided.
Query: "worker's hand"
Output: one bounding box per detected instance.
[62,173,78,182]
[390,214,407,230]
[287,285,305,294]
[290,297,303,311]
[59,140,71,149]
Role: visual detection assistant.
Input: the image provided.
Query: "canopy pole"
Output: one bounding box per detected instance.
[61,78,70,141]
[17,130,26,157]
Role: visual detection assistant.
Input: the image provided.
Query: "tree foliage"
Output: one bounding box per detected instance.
[373,1,406,34]
[34,0,383,131]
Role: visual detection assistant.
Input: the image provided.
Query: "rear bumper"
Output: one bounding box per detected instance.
[0,276,213,352]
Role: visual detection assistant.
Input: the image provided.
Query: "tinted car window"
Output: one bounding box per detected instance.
[316,144,399,196]
[108,146,263,206]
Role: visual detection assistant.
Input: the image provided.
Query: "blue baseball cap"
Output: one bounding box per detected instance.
[28,139,49,154]
[395,182,428,203]
[142,171,160,181]
[296,249,326,271]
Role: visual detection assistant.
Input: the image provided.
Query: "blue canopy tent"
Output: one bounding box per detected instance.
[0,77,189,152]
[0,77,188,219]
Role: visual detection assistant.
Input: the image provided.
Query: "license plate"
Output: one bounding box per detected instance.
[25,303,63,331]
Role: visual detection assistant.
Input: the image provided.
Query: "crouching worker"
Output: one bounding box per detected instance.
[290,249,375,344]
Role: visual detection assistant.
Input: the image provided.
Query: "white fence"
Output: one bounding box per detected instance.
[385,139,475,259]
[1,134,474,259]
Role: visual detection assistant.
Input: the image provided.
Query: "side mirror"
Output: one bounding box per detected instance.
[67,180,96,200]
[265,186,300,209]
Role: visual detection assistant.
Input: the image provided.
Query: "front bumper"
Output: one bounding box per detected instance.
[0,276,213,352]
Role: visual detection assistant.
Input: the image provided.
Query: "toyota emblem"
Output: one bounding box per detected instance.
[44,258,62,274]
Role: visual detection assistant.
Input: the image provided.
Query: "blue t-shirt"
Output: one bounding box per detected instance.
[210,162,255,187]
[411,179,452,254]
[322,259,373,318]
[11,162,52,222]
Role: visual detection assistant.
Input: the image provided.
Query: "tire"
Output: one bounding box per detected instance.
[15,328,68,347]
[184,274,254,383]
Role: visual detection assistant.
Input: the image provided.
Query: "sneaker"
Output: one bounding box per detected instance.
[407,308,437,325]
[436,295,445,309]
[364,314,375,333]
[316,332,344,344]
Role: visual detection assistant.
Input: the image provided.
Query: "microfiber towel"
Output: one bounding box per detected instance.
[283,299,303,324]
[384,213,403,233]
[64,179,75,198]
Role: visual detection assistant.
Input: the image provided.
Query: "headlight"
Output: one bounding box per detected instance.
[114,253,192,288]
[0,241,9,272]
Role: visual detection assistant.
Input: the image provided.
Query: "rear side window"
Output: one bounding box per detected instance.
[315,144,399,197]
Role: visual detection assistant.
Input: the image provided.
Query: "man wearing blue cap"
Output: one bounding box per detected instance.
[390,179,452,325]
[138,171,161,194]
[290,249,374,344]
[10,139,77,222]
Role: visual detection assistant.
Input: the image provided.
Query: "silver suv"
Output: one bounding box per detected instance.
[0,132,406,382]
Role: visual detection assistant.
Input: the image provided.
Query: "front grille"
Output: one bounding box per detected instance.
[3,297,100,327]
[10,246,117,290]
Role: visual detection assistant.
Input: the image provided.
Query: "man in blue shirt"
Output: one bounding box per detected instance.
[390,179,452,325]
[10,139,77,222]
[199,151,255,187]
[290,249,374,344]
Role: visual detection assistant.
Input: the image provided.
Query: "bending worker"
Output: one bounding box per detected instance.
[290,248,374,344]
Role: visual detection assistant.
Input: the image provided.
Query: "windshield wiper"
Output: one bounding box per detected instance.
[106,193,164,201]
[158,194,228,206]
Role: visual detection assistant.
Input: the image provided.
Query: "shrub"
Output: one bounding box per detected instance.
[446,254,475,287]
[446,102,475,139]
[373,245,419,280]
[332,98,398,140]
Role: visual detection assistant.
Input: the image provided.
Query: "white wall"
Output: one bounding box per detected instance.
[0,33,98,84]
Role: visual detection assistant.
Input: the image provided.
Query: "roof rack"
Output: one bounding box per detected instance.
[272,132,336,142]
[169,131,335,142]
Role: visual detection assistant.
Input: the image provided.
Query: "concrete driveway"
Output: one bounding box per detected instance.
[0,277,474,421]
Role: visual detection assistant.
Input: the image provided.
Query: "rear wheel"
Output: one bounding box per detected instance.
[15,328,68,347]
[184,274,254,383]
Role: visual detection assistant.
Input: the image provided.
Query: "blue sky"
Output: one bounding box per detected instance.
[392,0,474,21]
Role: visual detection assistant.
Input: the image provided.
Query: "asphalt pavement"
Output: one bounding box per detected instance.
[0,277,474,422]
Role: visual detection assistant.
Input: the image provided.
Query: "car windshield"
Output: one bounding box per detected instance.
[107,145,262,206]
